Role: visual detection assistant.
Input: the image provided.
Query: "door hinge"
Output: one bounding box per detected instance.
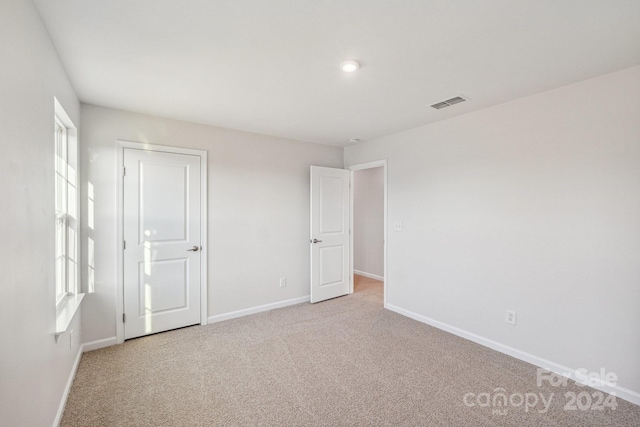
[123,240,126,250]
[122,167,126,177]
[123,313,126,323]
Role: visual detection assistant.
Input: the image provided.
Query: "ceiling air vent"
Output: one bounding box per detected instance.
[430,96,468,110]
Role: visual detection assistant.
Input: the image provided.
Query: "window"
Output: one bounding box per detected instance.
[54,100,79,306]
[54,98,83,336]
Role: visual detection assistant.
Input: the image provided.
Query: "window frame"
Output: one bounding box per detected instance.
[53,98,82,334]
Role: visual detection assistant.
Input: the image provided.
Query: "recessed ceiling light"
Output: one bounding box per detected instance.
[340,60,360,73]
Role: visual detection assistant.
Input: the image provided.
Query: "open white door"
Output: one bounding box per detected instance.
[123,148,201,339]
[310,166,350,303]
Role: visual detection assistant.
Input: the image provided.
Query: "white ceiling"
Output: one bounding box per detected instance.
[34,0,640,146]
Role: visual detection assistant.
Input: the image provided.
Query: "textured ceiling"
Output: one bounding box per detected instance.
[34,0,640,146]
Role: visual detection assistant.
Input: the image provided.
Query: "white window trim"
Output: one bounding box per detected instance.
[54,98,84,337]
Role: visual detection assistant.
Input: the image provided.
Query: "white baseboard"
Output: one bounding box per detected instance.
[208,295,310,324]
[53,344,83,427]
[354,270,384,281]
[385,303,640,407]
[82,336,117,352]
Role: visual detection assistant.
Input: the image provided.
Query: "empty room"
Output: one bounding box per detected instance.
[1,0,640,426]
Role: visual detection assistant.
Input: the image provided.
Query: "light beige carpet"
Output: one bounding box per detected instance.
[62,276,640,426]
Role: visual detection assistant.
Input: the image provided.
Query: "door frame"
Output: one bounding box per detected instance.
[115,140,208,344]
[347,159,388,307]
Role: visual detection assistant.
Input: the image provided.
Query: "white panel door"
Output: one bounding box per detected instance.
[310,166,350,303]
[123,148,201,339]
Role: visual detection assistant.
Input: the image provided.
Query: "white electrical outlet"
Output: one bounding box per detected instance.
[393,221,403,232]
[279,277,286,287]
[505,310,516,326]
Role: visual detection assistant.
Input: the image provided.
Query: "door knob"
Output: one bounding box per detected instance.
[187,246,199,252]
[311,239,323,244]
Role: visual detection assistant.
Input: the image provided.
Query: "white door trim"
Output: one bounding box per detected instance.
[116,140,208,344]
[347,159,388,308]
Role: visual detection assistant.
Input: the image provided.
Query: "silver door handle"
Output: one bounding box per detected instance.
[187,246,199,252]
[311,239,323,244]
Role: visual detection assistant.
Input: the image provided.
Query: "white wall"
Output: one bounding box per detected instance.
[0,1,82,426]
[344,66,640,398]
[353,167,384,278]
[80,105,343,343]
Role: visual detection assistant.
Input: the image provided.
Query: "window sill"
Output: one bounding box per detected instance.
[55,293,85,337]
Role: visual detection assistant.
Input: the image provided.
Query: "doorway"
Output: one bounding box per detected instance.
[349,160,387,306]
